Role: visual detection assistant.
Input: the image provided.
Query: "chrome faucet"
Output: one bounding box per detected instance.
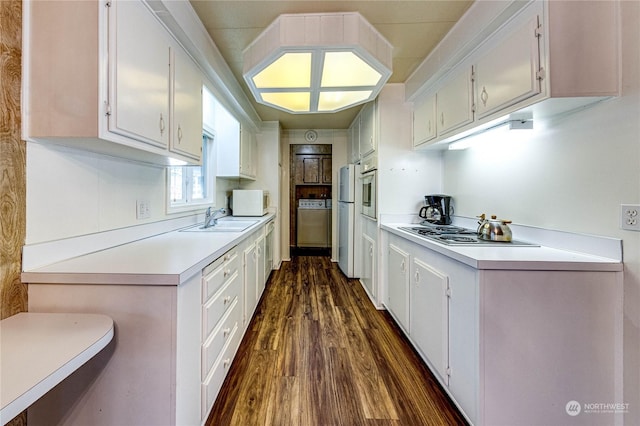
[203,207,226,228]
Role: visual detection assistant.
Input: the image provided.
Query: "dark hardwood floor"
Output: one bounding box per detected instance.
[206,256,467,425]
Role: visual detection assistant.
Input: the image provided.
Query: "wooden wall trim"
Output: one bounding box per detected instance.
[1,0,27,320]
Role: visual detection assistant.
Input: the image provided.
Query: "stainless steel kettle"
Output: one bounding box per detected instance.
[477,214,512,241]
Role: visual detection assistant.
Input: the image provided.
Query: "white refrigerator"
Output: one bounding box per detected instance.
[338,164,358,278]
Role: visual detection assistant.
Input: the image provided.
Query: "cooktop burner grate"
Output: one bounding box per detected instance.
[398,226,538,247]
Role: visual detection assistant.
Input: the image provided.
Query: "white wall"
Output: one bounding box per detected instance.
[443,2,640,422]
[26,143,173,244]
[281,129,348,261]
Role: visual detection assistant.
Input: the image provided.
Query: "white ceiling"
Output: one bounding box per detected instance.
[189,0,473,130]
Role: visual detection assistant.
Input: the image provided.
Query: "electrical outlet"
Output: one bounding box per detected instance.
[620,204,640,231]
[136,199,151,220]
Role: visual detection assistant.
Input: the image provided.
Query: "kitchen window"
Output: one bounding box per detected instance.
[167,132,215,212]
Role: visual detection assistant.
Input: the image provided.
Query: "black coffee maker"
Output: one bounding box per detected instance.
[419,194,453,225]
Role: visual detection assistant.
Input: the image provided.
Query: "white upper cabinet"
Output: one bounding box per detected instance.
[109,0,171,149]
[172,47,203,160]
[23,0,203,165]
[436,67,474,137]
[412,93,436,148]
[474,13,541,119]
[240,127,257,179]
[358,102,376,158]
[410,0,619,149]
[347,114,360,164]
[214,103,257,180]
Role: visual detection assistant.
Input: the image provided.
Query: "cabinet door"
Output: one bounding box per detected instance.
[387,244,410,330]
[303,158,320,183]
[215,109,241,177]
[240,127,256,179]
[436,67,474,136]
[359,102,376,157]
[265,223,274,278]
[243,243,257,325]
[413,94,436,147]
[410,258,449,385]
[110,0,170,148]
[172,46,203,160]
[349,115,361,163]
[321,157,332,184]
[361,233,376,298]
[256,234,266,297]
[475,14,541,119]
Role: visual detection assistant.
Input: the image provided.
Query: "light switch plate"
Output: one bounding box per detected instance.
[137,199,151,220]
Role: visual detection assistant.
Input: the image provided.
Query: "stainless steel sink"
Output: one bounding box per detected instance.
[180,219,259,233]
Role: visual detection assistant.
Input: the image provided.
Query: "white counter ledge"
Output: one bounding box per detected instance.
[382,223,623,272]
[21,214,275,285]
[0,313,114,425]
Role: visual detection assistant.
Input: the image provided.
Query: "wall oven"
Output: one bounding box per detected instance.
[360,170,376,219]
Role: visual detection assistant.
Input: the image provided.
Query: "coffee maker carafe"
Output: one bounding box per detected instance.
[419,194,453,225]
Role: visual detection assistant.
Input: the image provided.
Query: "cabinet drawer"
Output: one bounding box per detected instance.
[202,250,238,303]
[202,273,240,340]
[201,299,240,381]
[201,323,241,420]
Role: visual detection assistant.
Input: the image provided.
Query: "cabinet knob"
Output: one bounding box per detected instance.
[224,295,231,304]
[223,327,231,337]
[415,270,420,283]
[177,124,183,142]
[223,358,231,369]
[400,259,406,273]
[224,269,230,277]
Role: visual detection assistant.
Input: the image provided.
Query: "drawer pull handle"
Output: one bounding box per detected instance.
[159,113,165,135]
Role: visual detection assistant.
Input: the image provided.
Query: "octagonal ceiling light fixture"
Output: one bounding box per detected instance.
[243,12,393,114]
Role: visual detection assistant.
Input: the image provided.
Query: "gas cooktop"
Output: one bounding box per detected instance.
[398,223,538,247]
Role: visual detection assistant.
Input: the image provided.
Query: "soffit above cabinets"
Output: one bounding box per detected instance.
[189,0,473,129]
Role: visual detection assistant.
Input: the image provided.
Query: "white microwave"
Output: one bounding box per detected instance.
[231,190,269,216]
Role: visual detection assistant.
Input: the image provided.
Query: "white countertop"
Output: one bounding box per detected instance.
[382,223,623,271]
[21,214,275,286]
[0,313,114,424]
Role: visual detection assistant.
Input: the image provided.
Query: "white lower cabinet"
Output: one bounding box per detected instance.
[361,233,376,300]
[264,220,275,279]
[26,220,276,426]
[410,258,450,385]
[200,246,241,421]
[383,230,622,426]
[386,243,410,331]
[242,226,270,327]
[243,242,258,323]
